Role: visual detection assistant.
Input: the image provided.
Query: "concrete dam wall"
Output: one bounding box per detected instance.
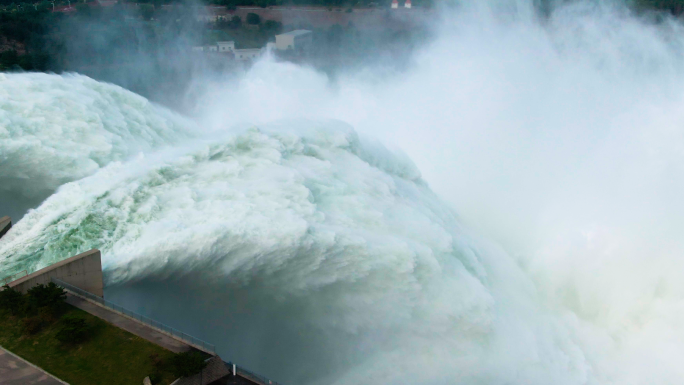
[0,216,10,239]
[8,249,104,298]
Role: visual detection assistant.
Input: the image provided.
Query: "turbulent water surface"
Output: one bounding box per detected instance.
[2,1,684,385]
[0,73,196,221]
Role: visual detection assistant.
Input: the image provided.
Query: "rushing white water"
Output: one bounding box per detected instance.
[0,72,196,221]
[2,1,684,384]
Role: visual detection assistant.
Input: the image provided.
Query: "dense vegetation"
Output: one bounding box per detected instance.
[2,0,678,72]
[635,0,684,13]
[0,284,207,385]
[0,9,58,71]
[212,0,434,8]
[0,0,681,103]
[0,0,432,107]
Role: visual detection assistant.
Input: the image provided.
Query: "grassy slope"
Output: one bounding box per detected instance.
[0,305,177,385]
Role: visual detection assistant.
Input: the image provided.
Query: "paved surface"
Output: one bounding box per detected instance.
[0,346,66,385]
[66,294,191,353]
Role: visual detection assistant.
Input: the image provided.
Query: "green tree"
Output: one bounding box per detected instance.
[26,282,66,316]
[246,12,260,25]
[228,14,241,28]
[170,351,208,378]
[225,0,237,11]
[0,50,20,69]
[56,314,90,345]
[256,0,274,7]
[0,285,24,316]
[636,0,684,14]
[37,1,52,11]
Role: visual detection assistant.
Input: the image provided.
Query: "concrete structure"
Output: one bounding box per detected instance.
[217,41,235,53]
[0,346,67,385]
[65,294,192,354]
[275,30,312,51]
[1,270,27,286]
[8,249,103,298]
[234,48,262,61]
[172,356,232,385]
[0,216,11,239]
[193,41,236,55]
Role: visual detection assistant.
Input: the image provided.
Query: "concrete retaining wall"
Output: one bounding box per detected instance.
[9,249,104,298]
[0,216,11,239]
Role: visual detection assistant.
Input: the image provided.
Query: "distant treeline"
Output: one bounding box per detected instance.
[0,0,432,9]
[212,0,433,8]
[0,4,204,72]
[1,0,682,73]
[635,0,684,14]
[0,9,60,71]
[0,0,432,71]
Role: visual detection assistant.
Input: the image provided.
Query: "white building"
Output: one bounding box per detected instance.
[192,41,235,54]
[234,48,262,61]
[217,41,235,53]
[275,30,312,51]
[391,0,398,8]
[404,0,411,8]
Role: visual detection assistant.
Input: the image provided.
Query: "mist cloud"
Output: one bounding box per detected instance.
[2,1,684,384]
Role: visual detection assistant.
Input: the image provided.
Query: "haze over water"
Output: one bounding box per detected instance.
[2,1,684,384]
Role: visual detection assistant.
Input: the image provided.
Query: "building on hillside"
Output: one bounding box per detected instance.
[405,0,411,8]
[392,0,398,8]
[234,48,262,61]
[275,30,312,51]
[217,41,235,53]
[192,41,235,54]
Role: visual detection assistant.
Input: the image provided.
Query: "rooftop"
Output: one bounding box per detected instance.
[278,29,312,37]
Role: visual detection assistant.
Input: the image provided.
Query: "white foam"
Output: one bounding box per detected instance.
[0,72,196,219]
[2,1,684,384]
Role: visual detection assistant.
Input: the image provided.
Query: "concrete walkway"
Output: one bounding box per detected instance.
[0,346,67,385]
[65,294,191,353]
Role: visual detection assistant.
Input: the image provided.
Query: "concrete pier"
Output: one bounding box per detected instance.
[0,216,10,239]
[8,249,104,298]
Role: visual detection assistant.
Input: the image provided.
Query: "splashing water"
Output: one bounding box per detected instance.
[0,72,196,221]
[2,1,684,384]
